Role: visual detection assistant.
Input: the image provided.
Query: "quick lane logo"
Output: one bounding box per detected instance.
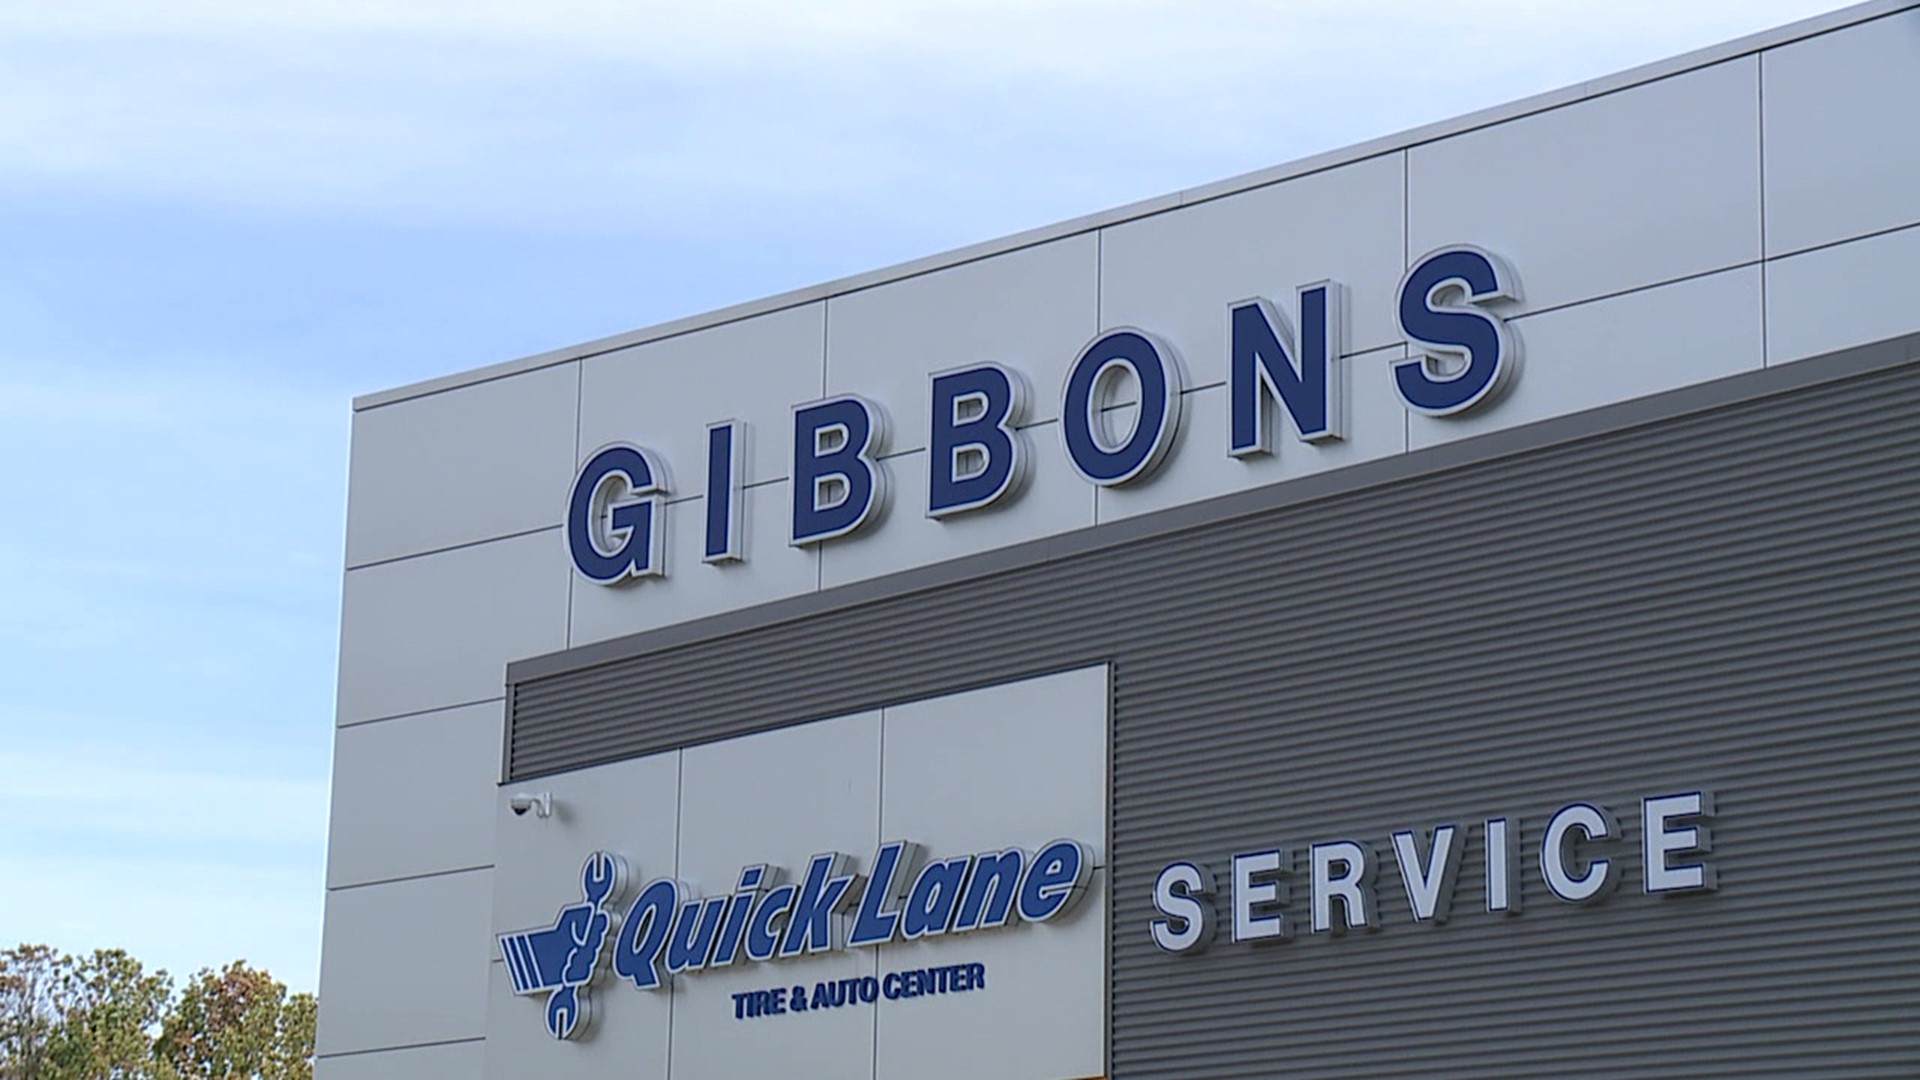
[499,852,625,1039]
[502,839,1093,1040]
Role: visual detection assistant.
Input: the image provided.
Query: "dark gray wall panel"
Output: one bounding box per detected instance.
[509,351,1920,1077]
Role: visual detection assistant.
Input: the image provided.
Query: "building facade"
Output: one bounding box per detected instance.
[318,4,1920,1076]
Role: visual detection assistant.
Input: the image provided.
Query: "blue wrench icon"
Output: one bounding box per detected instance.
[499,851,626,1040]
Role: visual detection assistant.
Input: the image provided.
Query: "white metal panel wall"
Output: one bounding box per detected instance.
[316,869,494,1056]
[1408,265,1764,451]
[312,1041,485,1080]
[482,751,680,1080]
[343,363,579,569]
[824,234,1099,451]
[326,701,501,888]
[335,531,569,725]
[1763,9,1920,365]
[1761,8,1920,257]
[323,364,583,1070]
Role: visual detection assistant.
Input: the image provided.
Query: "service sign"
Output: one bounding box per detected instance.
[567,247,1523,583]
[1149,790,1717,955]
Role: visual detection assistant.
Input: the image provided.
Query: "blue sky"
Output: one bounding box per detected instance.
[0,0,1843,992]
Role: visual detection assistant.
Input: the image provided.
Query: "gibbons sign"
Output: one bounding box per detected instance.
[568,246,1523,582]
[501,838,1094,1039]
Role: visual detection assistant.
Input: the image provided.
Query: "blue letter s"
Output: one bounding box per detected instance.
[1394,246,1521,416]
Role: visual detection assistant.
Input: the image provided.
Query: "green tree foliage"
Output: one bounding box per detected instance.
[0,946,313,1080]
[46,950,172,1079]
[156,963,313,1080]
[0,945,65,1079]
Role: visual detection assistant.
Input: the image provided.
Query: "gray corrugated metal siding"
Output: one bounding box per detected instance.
[509,350,1920,1077]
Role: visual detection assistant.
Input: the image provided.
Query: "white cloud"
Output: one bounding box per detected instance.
[0,1,1850,68]
[0,1,1850,232]
[0,365,342,789]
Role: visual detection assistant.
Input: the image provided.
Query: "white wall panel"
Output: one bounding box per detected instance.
[871,669,1109,1080]
[1766,224,1920,366]
[483,957,670,1080]
[345,364,578,568]
[578,304,826,492]
[336,530,570,724]
[1762,10,1920,256]
[316,870,493,1055]
[485,754,682,1077]
[1409,266,1763,451]
[1094,346,1408,525]
[489,750,681,937]
[676,710,881,894]
[668,945,879,1080]
[817,435,1096,591]
[568,482,817,647]
[671,711,882,1080]
[873,871,1106,1080]
[314,1041,485,1080]
[1100,152,1407,384]
[825,234,1099,454]
[1409,58,1761,314]
[326,701,503,889]
[880,666,1108,858]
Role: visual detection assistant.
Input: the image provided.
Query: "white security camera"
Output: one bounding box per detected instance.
[508,792,553,819]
